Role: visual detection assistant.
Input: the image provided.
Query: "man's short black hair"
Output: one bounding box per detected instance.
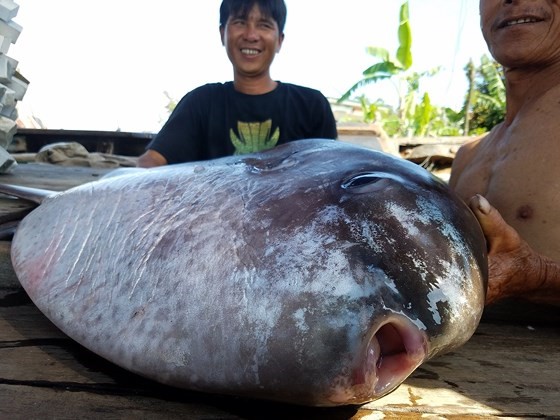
[219,0,287,34]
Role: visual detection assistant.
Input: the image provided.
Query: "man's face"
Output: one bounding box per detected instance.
[220,4,284,80]
[480,0,560,69]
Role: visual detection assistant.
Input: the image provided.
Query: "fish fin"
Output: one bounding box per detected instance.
[0,183,56,204]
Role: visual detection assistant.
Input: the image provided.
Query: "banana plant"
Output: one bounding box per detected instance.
[477,55,506,109]
[466,55,506,134]
[338,2,444,136]
[338,1,413,104]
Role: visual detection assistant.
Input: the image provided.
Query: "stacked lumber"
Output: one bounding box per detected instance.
[0,0,26,174]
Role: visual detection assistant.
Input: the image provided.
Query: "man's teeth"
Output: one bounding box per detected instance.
[241,49,259,55]
[506,17,537,26]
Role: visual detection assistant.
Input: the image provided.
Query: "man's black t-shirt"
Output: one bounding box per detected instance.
[146,82,338,163]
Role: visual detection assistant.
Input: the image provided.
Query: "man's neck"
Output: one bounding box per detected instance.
[504,62,560,124]
[233,75,278,95]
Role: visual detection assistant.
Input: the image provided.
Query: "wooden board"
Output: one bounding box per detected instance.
[0,162,113,191]
[0,198,33,224]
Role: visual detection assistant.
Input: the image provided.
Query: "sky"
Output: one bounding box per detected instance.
[10,0,490,133]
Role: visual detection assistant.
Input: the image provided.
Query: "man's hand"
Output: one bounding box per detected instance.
[468,194,552,305]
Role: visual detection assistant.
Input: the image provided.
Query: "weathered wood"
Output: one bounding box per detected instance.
[0,197,32,224]
[396,136,480,147]
[0,386,246,420]
[0,162,113,191]
[0,241,17,288]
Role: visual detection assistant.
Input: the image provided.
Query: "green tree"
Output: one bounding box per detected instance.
[462,59,476,135]
[467,55,506,134]
[338,1,412,107]
[338,1,444,137]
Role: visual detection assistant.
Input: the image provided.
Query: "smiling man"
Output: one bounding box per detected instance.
[138,0,337,167]
[450,0,560,305]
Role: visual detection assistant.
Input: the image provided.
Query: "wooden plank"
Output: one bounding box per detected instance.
[396,136,479,147]
[1,288,558,418]
[0,241,17,288]
[0,386,245,420]
[0,197,33,224]
[0,162,113,191]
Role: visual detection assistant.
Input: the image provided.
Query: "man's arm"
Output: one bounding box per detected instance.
[317,94,338,140]
[137,149,168,168]
[469,194,560,306]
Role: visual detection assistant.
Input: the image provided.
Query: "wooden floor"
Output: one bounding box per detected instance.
[1,164,559,419]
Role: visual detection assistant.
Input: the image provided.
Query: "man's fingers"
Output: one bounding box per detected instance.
[468,193,492,216]
[468,194,504,247]
[468,194,520,254]
[468,194,498,227]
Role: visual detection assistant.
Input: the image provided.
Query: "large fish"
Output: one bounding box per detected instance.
[1,139,487,406]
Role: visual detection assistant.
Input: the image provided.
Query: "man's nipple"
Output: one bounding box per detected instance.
[516,204,534,221]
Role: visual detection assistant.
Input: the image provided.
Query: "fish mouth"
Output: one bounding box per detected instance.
[328,317,427,405]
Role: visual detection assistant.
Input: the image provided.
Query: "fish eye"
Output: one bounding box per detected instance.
[341,174,383,189]
[341,172,406,193]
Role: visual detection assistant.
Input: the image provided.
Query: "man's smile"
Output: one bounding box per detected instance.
[505,17,539,26]
[497,15,544,29]
[241,48,261,56]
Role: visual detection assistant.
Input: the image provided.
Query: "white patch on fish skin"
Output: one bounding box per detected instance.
[353,219,393,254]
[383,307,428,332]
[426,288,445,325]
[386,202,422,238]
[415,197,481,330]
[383,198,479,330]
[293,308,309,333]
[263,206,386,302]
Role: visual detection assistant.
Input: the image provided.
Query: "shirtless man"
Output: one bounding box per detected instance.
[449,0,560,306]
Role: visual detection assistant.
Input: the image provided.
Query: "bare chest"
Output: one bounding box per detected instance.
[454,118,560,259]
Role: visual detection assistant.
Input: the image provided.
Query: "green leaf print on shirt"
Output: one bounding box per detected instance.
[231,120,280,155]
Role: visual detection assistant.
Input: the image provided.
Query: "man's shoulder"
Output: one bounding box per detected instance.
[455,132,491,161]
[277,82,330,105]
[177,82,233,108]
[279,82,323,95]
[189,82,232,95]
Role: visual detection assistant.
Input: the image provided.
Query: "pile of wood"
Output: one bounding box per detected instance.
[0,0,26,174]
